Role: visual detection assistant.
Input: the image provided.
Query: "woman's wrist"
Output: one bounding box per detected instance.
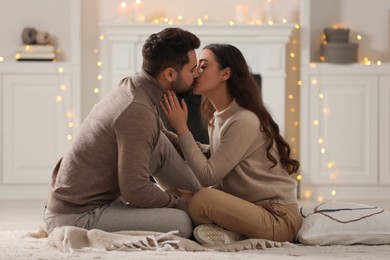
[176,127,189,136]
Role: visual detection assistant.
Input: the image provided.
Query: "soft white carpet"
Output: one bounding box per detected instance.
[1,230,390,260]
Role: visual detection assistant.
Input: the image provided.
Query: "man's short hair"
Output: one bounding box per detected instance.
[142,28,200,77]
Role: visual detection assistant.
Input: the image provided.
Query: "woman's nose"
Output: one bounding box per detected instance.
[194,68,200,77]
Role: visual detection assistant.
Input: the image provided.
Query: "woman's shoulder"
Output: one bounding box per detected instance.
[233,107,260,127]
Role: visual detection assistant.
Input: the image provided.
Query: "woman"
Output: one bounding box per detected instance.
[161,44,301,245]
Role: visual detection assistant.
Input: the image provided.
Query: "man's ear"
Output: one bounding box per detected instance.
[163,67,177,83]
[222,67,231,81]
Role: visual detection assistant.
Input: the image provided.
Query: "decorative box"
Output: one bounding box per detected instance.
[321,42,358,64]
[324,28,350,43]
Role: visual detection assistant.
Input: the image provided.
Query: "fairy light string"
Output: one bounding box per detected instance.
[54,64,75,142]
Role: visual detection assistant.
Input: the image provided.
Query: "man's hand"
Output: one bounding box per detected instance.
[180,192,193,203]
[166,188,194,210]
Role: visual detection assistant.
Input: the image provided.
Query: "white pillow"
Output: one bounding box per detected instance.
[296,201,390,245]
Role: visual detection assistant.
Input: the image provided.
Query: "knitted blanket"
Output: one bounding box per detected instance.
[46,226,293,252]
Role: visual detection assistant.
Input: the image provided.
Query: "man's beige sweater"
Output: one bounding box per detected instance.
[47,71,181,214]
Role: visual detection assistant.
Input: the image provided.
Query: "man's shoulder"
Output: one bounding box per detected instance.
[111,77,149,108]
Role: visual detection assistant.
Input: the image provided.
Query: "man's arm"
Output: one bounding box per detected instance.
[115,103,181,208]
[160,122,184,158]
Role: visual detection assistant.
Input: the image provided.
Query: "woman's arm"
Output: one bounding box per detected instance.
[161,91,262,186]
[178,118,261,186]
[160,90,190,136]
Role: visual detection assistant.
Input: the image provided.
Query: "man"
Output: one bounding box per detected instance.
[44,28,202,238]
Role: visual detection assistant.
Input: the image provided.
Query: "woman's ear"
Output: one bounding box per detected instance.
[163,67,177,83]
[222,67,231,81]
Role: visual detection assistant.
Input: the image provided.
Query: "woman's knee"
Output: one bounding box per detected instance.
[188,188,212,210]
[193,188,220,202]
[187,188,220,224]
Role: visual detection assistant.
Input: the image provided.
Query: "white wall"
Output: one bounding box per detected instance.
[308,0,390,63]
[0,0,72,61]
[97,0,300,24]
[339,0,390,62]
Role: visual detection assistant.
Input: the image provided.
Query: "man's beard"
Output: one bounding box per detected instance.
[170,76,194,99]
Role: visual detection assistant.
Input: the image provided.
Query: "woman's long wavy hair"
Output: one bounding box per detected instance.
[200,44,299,175]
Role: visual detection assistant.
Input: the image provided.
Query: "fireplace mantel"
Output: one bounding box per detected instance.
[99,23,294,133]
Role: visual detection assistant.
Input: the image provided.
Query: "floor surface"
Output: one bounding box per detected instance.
[0,200,46,230]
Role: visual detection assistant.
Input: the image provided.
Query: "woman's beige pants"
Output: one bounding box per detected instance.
[187,188,302,242]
